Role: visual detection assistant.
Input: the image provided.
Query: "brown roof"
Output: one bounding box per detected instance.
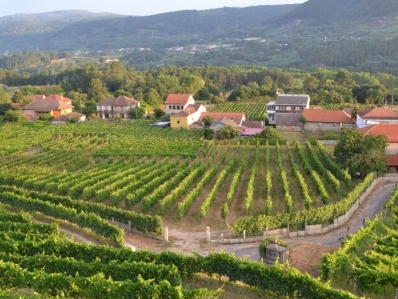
[97,95,139,106]
[357,107,398,119]
[27,94,45,101]
[358,123,398,143]
[242,120,265,129]
[276,113,302,126]
[386,155,398,167]
[276,94,310,105]
[165,94,192,105]
[45,94,72,103]
[199,112,245,125]
[22,99,73,112]
[303,109,354,124]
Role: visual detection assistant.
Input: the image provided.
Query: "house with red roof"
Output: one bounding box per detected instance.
[165,94,195,115]
[356,107,398,128]
[302,109,355,132]
[359,123,398,155]
[359,123,398,171]
[97,95,140,119]
[22,97,74,119]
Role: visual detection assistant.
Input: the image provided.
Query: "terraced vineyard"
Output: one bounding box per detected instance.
[210,103,267,121]
[0,121,365,238]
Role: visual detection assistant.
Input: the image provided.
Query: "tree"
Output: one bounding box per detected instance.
[153,107,165,119]
[218,125,239,140]
[38,113,53,121]
[128,107,144,119]
[203,128,214,140]
[333,129,387,176]
[11,90,24,104]
[335,69,355,86]
[0,87,10,103]
[299,115,307,126]
[202,115,213,128]
[144,89,162,107]
[255,127,281,140]
[87,78,110,102]
[180,75,205,95]
[4,110,25,122]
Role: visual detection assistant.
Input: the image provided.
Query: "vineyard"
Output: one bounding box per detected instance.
[210,103,267,121]
[321,185,398,298]
[0,205,360,298]
[0,121,363,239]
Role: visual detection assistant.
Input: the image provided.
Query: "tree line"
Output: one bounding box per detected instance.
[1,62,398,117]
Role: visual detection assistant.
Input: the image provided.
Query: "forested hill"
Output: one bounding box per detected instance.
[0,5,296,51]
[273,0,398,25]
[0,10,119,35]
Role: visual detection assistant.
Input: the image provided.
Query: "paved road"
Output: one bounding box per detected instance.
[223,183,396,260]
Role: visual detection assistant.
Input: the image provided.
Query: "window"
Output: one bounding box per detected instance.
[177,120,180,124]
[173,106,176,110]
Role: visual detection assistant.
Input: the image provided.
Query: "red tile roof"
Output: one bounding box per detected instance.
[199,112,245,125]
[45,94,72,103]
[22,99,73,112]
[172,104,201,117]
[303,109,354,124]
[357,107,398,119]
[386,155,398,166]
[165,94,192,104]
[97,95,139,106]
[358,123,398,142]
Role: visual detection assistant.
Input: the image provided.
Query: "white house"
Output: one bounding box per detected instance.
[97,95,140,119]
[165,94,195,115]
[356,107,398,128]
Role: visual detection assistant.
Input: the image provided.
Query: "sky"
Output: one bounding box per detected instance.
[0,0,306,17]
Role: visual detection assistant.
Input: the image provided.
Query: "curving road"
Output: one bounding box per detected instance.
[223,183,396,261]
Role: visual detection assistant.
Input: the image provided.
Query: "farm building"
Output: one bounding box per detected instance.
[356,107,398,128]
[97,95,140,119]
[302,109,355,132]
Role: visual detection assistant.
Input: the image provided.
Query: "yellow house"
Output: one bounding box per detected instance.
[170,114,189,128]
[170,104,206,128]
